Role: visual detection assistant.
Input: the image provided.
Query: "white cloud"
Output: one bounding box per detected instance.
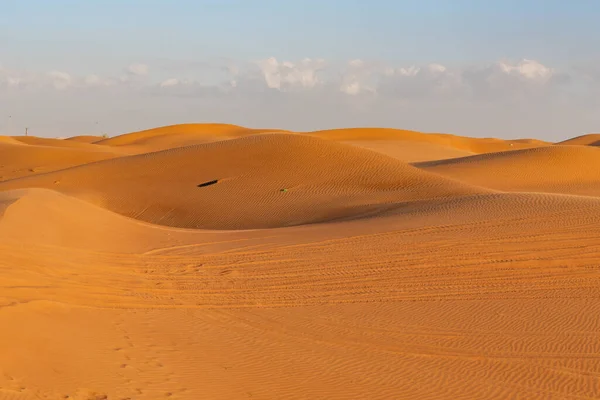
[459,59,561,102]
[339,59,381,95]
[396,66,420,77]
[84,74,101,86]
[47,70,72,90]
[348,59,365,68]
[160,78,180,87]
[127,63,149,76]
[256,57,326,90]
[83,74,115,87]
[340,81,362,95]
[6,76,23,88]
[0,58,566,100]
[0,66,35,89]
[427,63,447,74]
[257,57,280,88]
[497,59,553,81]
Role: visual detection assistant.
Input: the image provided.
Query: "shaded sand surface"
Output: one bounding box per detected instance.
[65,135,105,143]
[341,140,475,162]
[416,145,600,197]
[557,133,600,146]
[310,127,550,154]
[1,124,600,399]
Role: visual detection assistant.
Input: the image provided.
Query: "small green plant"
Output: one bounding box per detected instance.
[101,133,108,138]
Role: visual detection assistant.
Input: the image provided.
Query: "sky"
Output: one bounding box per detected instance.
[1,0,600,140]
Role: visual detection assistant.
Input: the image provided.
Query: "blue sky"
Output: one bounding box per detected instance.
[4,0,600,67]
[1,0,600,139]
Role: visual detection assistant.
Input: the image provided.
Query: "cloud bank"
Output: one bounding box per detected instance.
[0,57,598,140]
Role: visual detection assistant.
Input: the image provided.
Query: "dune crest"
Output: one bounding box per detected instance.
[93,123,288,152]
[310,127,550,153]
[65,135,105,143]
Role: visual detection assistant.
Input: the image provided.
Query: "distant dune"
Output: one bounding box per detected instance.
[310,127,550,153]
[11,135,113,149]
[416,145,600,197]
[0,139,123,181]
[341,140,475,162]
[557,133,600,146]
[93,123,288,152]
[1,123,600,399]
[65,135,105,143]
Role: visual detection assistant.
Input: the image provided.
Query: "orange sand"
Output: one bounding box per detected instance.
[557,133,600,146]
[415,145,600,197]
[0,124,599,399]
[65,135,105,143]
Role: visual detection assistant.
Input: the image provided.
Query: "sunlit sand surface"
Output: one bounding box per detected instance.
[1,124,599,399]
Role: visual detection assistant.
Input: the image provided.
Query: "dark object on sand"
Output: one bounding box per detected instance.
[197,180,219,188]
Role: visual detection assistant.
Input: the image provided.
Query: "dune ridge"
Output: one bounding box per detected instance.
[92,123,288,152]
[310,127,550,153]
[65,135,105,143]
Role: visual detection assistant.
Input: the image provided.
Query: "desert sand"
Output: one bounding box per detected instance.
[0,124,599,399]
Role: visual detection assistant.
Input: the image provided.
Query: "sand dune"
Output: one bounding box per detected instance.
[0,140,122,181]
[11,135,112,150]
[1,124,600,399]
[311,127,550,153]
[416,145,600,196]
[57,124,550,160]
[0,133,486,229]
[0,188,191,253]
[1,187,600,399]
[0,136,27,145]
[65,135,105,143]
[95,123,250,145]
[557,133,600,146]
[342,139,475,162]
[93,123,287,152]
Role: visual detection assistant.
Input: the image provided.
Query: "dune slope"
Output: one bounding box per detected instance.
[311,127,550,153]
[65,135,105,143]
[11,136,111,149]
[0,134,486,229]
[1,186,600,399]
[416,145,600,197]
[342,139,475,162]
[0,141,123,181]
[557,133,600,146]
[0,189,191,253]
[93,123,287,152]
